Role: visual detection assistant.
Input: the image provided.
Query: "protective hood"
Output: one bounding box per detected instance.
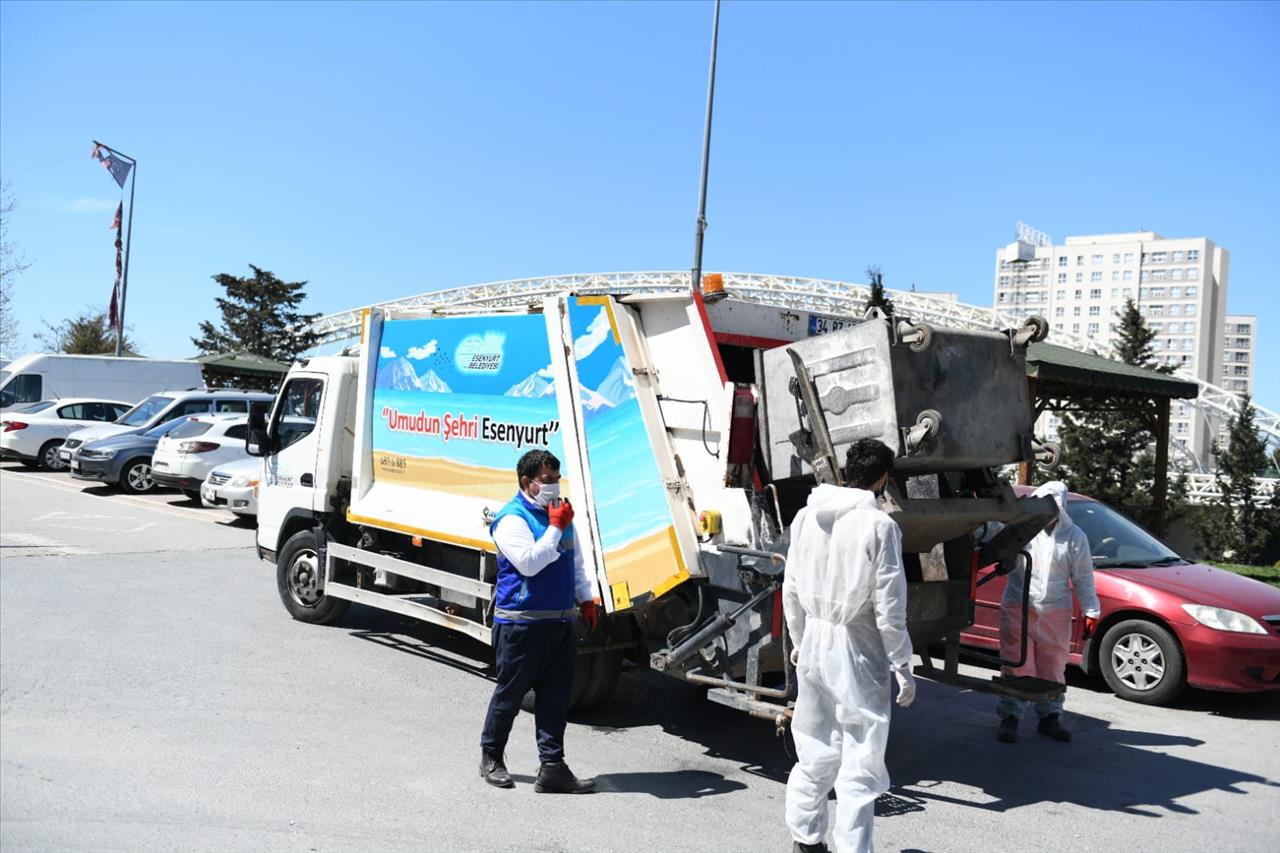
[805,483,878,530]
[1032,480,1073,533]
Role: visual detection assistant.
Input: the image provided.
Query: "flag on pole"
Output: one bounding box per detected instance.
[92,142,132,188]
[109,203,123,328]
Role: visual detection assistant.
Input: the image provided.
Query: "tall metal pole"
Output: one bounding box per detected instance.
[117,156,136,357]
[691,0,721,294]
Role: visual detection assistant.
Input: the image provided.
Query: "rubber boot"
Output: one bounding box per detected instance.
[480,752,513,788]
[997,715,1019,744]
[534,760,596,794]
[1037,714,1072,742]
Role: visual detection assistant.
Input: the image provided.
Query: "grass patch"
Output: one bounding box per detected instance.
[1208,562,1280,589]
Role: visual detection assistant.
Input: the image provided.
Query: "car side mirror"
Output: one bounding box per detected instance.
[246,411,270,457]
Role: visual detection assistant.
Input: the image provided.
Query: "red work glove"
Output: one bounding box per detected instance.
[579,600,600,632]
[548,498,574,530]
[1083,615,1099,640]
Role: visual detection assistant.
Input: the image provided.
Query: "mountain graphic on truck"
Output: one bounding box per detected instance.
[504,366,618,412]
[375,357,452,393]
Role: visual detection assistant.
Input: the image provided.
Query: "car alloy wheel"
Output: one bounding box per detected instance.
[127,462,154,492]
[1109,632,1166,692]
[42,442,67,470]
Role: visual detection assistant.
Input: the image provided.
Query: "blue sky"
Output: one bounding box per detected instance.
[1,1,1276,410]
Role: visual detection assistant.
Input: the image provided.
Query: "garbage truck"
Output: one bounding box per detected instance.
[249,280,1062,723]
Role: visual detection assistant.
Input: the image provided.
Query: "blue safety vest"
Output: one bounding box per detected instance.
[490,492,576,624]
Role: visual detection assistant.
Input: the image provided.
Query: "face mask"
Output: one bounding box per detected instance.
[531,481,561,508]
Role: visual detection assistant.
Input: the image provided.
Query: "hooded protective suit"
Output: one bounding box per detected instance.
[783,484,913,853]
[998,480,1099,720]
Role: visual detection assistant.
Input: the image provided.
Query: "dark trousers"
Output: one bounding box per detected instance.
[480,621,576,764]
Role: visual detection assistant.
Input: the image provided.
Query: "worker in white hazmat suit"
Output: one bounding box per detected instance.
[997,480,1100,743]
[783,438,915,853]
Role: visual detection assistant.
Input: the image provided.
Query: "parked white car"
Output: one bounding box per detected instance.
[0,398,133,470]
[151,414,251,498]
[201,456,261,518]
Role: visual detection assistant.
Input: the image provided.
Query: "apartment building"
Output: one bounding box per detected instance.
[1221,314,1255,397]
[992,230,1230,460]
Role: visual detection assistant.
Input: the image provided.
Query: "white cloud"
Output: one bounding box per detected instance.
[407,340,438,360]
[64,197,119,214]
[573,308,612,360]
[380,346,397,358]
[537,365,555,378]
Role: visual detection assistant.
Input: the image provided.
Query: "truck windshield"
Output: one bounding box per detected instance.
[116,395,174,426]
[1067,499,1185,568]
[0,374,43,408]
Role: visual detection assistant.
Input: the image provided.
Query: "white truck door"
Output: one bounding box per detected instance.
[259,374,326,551]
[558,296,699,612]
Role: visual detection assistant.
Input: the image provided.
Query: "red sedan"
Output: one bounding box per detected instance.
[962,488,1280,705]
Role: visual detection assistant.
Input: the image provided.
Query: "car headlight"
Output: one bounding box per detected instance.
[231,475,251,487]
[1180,604,1268,635]
[83,448,117,459]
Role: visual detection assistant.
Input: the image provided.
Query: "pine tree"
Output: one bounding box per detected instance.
[192,265,319,366]
[1201,396,1278,564]
[37,307,136,354]
[864,265,895,317]
[1055,299,1166,512]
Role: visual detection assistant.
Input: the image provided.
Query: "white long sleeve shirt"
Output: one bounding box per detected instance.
[492,515,597,604]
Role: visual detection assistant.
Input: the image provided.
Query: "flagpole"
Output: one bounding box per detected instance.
[93,140,136,357]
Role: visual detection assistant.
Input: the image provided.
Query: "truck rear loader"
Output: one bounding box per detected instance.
[251,282,1062,723]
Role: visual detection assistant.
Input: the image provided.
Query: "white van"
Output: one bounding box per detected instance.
[0,353,203,414]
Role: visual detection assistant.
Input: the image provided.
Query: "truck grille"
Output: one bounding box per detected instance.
[208,472,231,486]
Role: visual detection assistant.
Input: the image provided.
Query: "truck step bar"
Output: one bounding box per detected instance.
[324,542,493,645]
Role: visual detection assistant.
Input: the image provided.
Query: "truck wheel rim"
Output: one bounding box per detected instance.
[1111,633,1165,692]
[288,550,323,608]
[128,463,154,491]
[44,445,66,469]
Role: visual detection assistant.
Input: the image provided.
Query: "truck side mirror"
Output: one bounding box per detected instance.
[246,410,270,457]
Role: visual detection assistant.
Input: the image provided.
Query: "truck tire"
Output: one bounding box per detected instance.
[277,530,350,625]
[1099,619,1186,705]
[571,649,623,710]
[119,457,156,494]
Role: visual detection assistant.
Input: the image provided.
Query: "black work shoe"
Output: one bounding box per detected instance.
[480,752,513,788]
[534,760,596,794]
[792,842,830,853]
[1037,714,1072,742]
[997,715,1019,744]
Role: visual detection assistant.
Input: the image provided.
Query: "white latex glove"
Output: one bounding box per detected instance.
[893,666,916,708]
[789,648,800,667]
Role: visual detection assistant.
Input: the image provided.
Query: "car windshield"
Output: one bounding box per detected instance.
[143,417,191,438]
[116,395,174,426]
[12,401,56,414]
[1067,499,1186,568]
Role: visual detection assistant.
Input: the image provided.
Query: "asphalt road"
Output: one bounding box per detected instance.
[2,462,1278,853]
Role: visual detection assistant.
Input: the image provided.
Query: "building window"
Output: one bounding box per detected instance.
[1123,270,1133,281]
[1123,288,1132,297]
[1176,422,1188,434]
[1186,268,1199,280]
[1234,365,1249,376]
[1056,289,1066,299]
[1057,273,1067,284]
[1150,305,1165,316]
[1076,255,1084,266]
[1054,323,1063,331]
[1142,253,1150,263]
[999,276,1010,286]
[1235,352,1249,362]
[1072,323,1080,334]
[1090,272,1102,282]
[1092,254,1103,265]
[1152,287,1166,299]
[1187,249,1200,261]
[1140,271,1150,282]
[1088,322,1099,336]
[1236,324,1251,335]
[1111,270,1120,281]
[1075,273,1083,283]
[1055,307,1064,317]
[1172,250,1184,262]
[1185,285,1197,296]
[1110,288,1118,298]
[1090,288,1102,298]
[1058,256,1068,267]
[1088,305,1101,316]
[1073,306,1082,317]
[1112,253,1121,264]
[1170,286,1181,298]
[1152,251,1167,263]
[1185,304,1196,316]
[1124,252,1134,263]
[1153,270,1167,281]
[1171,269,1183,281]
[1074,289,1082,299]
[1235,337,1250,348]
[998,292,1007,303]
[1151,322,1164,332]
[1170,304,1182,316]
[1234,380,1248,391]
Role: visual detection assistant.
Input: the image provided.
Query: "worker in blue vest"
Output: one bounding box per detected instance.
[480,448,600,793]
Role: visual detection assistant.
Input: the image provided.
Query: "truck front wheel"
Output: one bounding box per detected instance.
[277,530,350,625]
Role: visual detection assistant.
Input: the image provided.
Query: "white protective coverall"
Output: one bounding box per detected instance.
[783,484,913,853]
[998,480,1100,719]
